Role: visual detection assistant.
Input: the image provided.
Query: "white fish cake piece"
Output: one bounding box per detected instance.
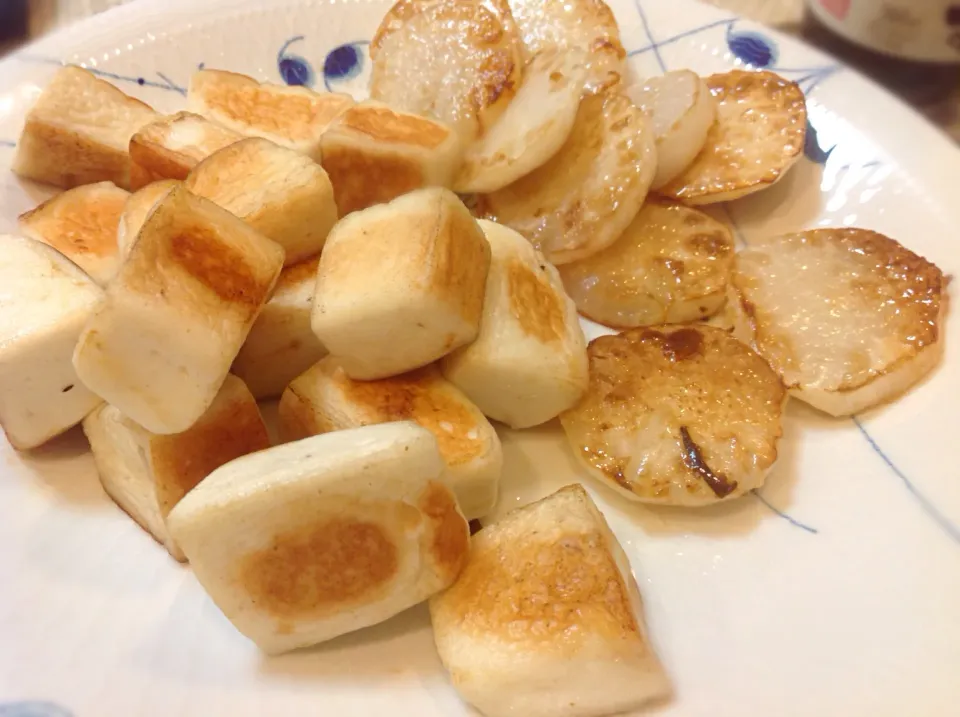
[232,257,328,400]
[18,181,129,285]
[729,228,945,416]
[0,236,104,450]
[129,111,243,190]
[167,422,469,654]
[319,101,462,216]
[660,70,806,205]
[187,69,354,160]
[83,374,271,562]
[116,179,179,260]
[186,137,338,266]
[441,220,588,429]
[558,198,735,328]
[279,359,502,520]
[312,188,491,380]
[626,70,718,190]
[73,186,284,435]
[480,92,656,265]
[370,0,523,144]
[560,325,786,506]
[509,0,626,94]
[430,484,670,717]
[13,66,158,189]
[454,48,588,194]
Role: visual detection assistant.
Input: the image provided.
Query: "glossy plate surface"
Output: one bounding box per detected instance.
[0,1,958,715]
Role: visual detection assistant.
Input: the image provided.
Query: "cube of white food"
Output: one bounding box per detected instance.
[185,137,338,266]
[232,257,328,400]
[430,484,671,717]
[278,358,501,520]
[83,374,271,561]
[73,185,284,434]
[441,220,588,428]
[312,188,490,380]
[0,236,104,449]
[13,65,157,189]
[18,181,129,286]
[167,421,470,654]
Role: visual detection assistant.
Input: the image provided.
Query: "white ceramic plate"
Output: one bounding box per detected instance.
[1,1,959,716]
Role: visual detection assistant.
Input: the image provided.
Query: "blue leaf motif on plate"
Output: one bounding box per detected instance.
[803,118,834,164]
[324,43,364,83]
[726,29,778,68]
[276,36,316,88]
[0,703,72,717]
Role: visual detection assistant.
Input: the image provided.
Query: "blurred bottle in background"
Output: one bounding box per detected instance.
[806,0,960,63]
[0,0,29,47]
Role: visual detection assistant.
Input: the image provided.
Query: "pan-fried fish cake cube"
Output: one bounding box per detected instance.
[558,198,735,328]
[187,69,354,159]
[167,422,469,654]
[440,220,588,429]
[480,92,656,265]
[73,186,284,435]
[19,181,129,286]
[129,111,243,190]
[83,374,270,562]
[232,257,328,400]
[13,66,157,189]
[0,236,104,450]
[278,359,502,520]
[659,70,806,205]
[729,228,945,416]
[311,188,491,380]
[429,484,670,717]
[509,0,626,94]
[116,179,179,259]
[319,101,461,216]
[560,325,786,506]
[370,0,523,144]
[186,137,338,265]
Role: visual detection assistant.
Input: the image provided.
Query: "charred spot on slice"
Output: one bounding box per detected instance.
[679,426,737,498]
[469,519,483,535]
[640,327,704,362]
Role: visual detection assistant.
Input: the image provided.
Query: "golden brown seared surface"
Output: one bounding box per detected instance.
[660,70,806,204]
[509,0,625,93]
[419,480,469,582]
[237,515,400,621]
[339,105,452,148]
[19,182,127,258]
[321,143,425,216]
[558,198,735,327]
[506,257,566,343]
[151,376,270,516]
[338,365,486,466]
[428,197,491,327]
[370,0,522,143]
[560,325,785,505]
[124,186,281,322]
[279,360,489,466]
[433,484,638,648]
[129,111,242,189]
[192,69,353,142]
[730,228,944,393]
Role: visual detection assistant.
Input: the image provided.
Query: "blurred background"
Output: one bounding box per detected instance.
[0,0,957,140]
